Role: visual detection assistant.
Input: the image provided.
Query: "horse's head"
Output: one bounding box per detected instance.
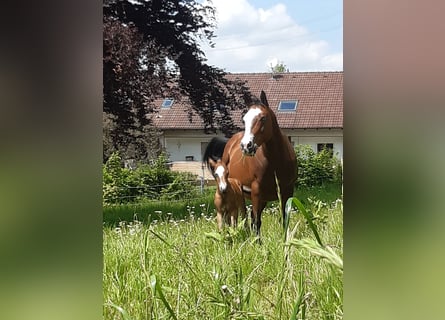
[240,91,273,156]
[209,158,229,193]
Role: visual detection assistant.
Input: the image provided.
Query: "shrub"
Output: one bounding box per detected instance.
[103,152,134,204]
[295,144,342,188]
[103,152,199,205]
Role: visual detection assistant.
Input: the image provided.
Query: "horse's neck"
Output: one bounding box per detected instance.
[263,119,286,157]
[263,137,283,159]
[269,112,283,144]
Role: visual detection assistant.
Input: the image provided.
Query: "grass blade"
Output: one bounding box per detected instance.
[204,231,224,242]
[105,302,133,320]
[286,197,323,247]
[289,238,343,272]
[290,272,306,320]
[148,228,173,248]
[150,275,178,320]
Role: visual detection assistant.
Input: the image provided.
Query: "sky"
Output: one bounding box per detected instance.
[201,0,343,73]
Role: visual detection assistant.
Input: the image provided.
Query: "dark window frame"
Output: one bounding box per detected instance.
[317,143,334,156]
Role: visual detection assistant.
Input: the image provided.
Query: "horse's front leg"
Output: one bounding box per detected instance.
[240,200,248,231]
[251,194,266,237]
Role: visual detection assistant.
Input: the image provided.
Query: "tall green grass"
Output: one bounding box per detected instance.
[294,182,342,206]
[103,184,343,319]
[103,183,341,226]
[103,188,216,226]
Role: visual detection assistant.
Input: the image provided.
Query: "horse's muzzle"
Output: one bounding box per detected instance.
[240,141,257,156]
[218,181,228,193]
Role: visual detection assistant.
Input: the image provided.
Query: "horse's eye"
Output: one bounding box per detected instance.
[260,116,266,123]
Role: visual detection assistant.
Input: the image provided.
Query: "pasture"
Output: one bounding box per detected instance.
[103,185,343,319]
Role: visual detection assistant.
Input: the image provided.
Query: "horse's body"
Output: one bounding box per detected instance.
[208,158,246,230]
[204,91,297,236]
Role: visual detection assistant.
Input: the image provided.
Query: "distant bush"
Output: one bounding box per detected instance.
[295,145,342,188]
[103,152,200,205]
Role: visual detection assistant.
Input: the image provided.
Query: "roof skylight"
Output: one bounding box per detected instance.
[161,98,174,108]
[278,100,298,111]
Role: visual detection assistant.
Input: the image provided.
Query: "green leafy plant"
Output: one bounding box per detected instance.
[103,151,200,205]
[295,144,342,188]
[102,152,134,204]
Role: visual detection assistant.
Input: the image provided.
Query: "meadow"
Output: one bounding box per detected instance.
[103,184,343,319]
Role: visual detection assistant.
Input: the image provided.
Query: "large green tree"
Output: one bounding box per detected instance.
[103,0,251,162]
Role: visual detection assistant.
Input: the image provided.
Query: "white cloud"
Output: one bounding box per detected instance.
[320,53,344,70]
[201,0,342,72]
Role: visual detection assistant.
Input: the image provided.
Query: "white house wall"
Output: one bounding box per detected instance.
[285,129,343,160]
[161,129,343,162]
[161,130,220,162]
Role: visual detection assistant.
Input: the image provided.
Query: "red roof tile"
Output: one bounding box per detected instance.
[152,71,343,130]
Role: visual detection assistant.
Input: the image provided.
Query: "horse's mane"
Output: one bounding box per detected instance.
[202,136,229,172]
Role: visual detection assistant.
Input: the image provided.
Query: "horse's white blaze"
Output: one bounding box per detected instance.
[241,107,262,147]
[215,165,227,192]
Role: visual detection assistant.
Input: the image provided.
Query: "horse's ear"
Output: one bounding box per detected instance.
[260,90,269,107]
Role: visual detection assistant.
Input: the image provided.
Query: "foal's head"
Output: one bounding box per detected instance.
[208,158,229,193]
[240,91,274,156]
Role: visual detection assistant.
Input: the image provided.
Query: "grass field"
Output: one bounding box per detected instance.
[103,184,343,319]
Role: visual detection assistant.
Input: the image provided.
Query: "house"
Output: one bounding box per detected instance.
[152,71,343,180]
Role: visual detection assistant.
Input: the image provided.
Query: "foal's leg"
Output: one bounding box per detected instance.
[224,211,231,226]
[216,211,224,231]
[215,194,224,231]
[230,209,237,227]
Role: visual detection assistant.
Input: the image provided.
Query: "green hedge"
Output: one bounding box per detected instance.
[103,145,343,205]
[295,145,342,188]
[103,152,200,205]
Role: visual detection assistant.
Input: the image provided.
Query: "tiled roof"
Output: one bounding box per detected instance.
[152,71,343,130]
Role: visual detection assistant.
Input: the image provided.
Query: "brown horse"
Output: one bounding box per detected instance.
[203,91,297,236]
[208,158,247,230]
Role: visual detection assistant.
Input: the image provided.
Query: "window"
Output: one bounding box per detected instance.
[317,143,334,156]
[161,98,174,108]
[201,142,209,159]
[278,100,298,111]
